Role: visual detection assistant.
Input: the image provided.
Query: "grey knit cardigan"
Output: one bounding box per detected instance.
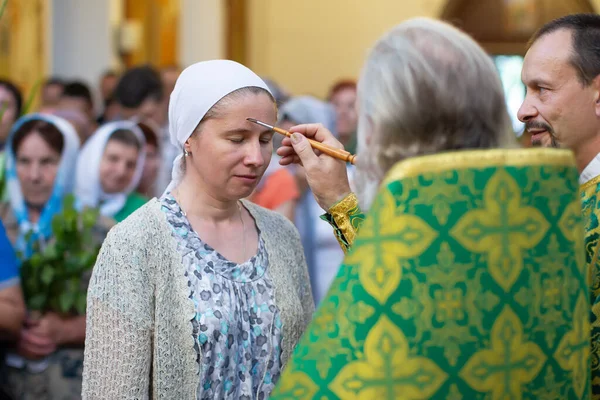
[82,199,314,399]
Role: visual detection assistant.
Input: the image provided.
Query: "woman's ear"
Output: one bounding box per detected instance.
[183,138,193,156]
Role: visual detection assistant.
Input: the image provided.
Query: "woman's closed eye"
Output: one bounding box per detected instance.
[260,133,274,144]
[229,135,273,144]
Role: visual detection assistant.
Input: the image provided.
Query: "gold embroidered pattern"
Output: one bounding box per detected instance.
[451,169,550,291]
[327,192,365,252]
[345,188,437,305]
[459,306,547,400]
[555,293,591,398]
[329,315,447,399]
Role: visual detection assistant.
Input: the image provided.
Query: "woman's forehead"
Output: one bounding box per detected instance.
[208,117,273,135]
[0,87,16,103]
[213,95,277,124]
[18,133,57,155]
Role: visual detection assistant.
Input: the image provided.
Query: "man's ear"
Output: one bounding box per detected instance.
[593,75,600,118]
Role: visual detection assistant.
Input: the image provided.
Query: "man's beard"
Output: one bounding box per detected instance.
[526,121,559,148]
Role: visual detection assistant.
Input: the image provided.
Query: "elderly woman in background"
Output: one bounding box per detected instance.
[0,114,80,256]
[0,113,89,400]
[328,80,358,154]
[83,60,313,399]
[75,121,147,223]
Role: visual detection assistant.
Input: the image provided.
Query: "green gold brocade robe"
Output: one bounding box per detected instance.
[272,148,589,399]
[581,176,600,399]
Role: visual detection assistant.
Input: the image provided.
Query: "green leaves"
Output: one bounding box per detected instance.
[0,0,7,23]
[58,291,75,314]
[28,293,47,311]
[19,194,102,315]
[40,267,54,285]
[42,242,58,260]
[82,208,99,230]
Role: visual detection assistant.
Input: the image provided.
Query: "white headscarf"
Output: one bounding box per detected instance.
[4,113,80,257]
[165,60,271,194]
[75,120,146,217]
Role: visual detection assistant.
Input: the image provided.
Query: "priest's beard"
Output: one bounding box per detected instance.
[354,168,380,213]
[354,125,381,213]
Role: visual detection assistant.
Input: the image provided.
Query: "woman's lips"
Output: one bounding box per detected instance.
[234,175,258,183]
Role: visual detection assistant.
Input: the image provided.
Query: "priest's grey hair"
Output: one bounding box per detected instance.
[355,17,515,210]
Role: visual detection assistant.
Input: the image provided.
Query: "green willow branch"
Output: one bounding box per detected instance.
[22,78,41,115]
[0,0,7,22]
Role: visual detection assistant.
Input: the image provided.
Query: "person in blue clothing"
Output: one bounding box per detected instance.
[0,219,24,340]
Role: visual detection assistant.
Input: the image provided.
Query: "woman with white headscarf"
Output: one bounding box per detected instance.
[0,114,80,255]
[75,121,147,222]
[0,113,89,399]
[82,60,314,399]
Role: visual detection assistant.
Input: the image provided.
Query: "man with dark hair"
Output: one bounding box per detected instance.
[97,70,120,124]
[519,13,600,154]
[59,81,95,120]
[56,81,96,143]
[99,70,119,105]
[518,13,600,397]
[113,65,164,124]
[40,78,64,109]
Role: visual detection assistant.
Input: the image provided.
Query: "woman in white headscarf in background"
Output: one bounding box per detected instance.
[75,121,147,223]
[82,60,313,399]
[0,113,107,400]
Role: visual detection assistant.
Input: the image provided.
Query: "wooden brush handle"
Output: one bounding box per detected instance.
[273,127,356,165]
[309,140,356,164]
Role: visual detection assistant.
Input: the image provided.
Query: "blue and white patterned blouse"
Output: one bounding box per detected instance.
[160,195,283,400]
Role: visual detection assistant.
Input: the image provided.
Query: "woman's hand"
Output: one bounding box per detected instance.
[277,124,352,211]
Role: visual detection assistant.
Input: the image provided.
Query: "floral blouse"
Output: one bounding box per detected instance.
[160,195,283,399]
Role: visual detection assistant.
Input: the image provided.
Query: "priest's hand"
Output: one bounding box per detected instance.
[277,123,351,211]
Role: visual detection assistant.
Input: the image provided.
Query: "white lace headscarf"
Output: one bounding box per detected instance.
[164,60,271,194]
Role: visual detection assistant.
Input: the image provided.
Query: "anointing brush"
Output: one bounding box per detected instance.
[246,118,356,165]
